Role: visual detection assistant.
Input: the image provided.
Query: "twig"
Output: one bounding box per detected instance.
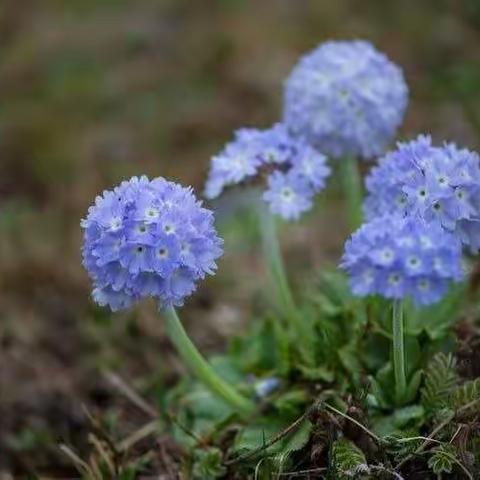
[449,425,463,444]
[369,465,405,480]
[117,419,160,452]
[254,457,267,480]
[103,370,159,418]
[167,411,205,445]
[88,433,116,476]
[393,436,442,445]
[224,412,308,466]
[277,467,327,477]
[59,443,98,479]
[323,402,381,443]
[396,398,480,471]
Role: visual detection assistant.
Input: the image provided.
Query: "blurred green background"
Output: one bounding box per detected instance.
[1,0,480,476]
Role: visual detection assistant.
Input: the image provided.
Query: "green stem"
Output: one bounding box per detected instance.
[392,299,407,404]
[340,155,363,231]
[259,208,314,366]
[163,306,255,416]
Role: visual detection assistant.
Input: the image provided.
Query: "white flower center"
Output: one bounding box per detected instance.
[164,223,175,234]
[408,256,420,269]
[456,189,466,201]
[420,236,433,248]
[380,248,394,262]
[281,187,295,202]
[362,269,374,284]
[437,175,447,186]
[110,218,122,230]
[389,273,401,285]
[146,208,158,219]
[418,279,430,291]
[417,187,428,200]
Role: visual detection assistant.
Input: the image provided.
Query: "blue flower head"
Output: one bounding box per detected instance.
[340,215,463,305]
[82,176,223,311]
[204,123,331,220]
[364,135,480,252]
[283,40,408,160]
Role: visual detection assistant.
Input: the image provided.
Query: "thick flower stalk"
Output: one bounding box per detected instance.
[364,135,480,252]
[340,214,463,402]
[81,176,254,415]
[204,123,331,221]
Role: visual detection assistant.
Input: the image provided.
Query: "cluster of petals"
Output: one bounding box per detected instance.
[283,40,408,160]
[204,123,331,221]
[364,135,480,252]
[82,176,223,311]
[340,214,463,305]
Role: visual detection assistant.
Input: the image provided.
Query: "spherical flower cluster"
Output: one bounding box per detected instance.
[340,215,463,305]
[364,135,480,252]
[204,123,331,221]
[81,176,223,311]
[283,40,408,160]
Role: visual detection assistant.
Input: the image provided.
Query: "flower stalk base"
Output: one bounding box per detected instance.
[164,306,254,416]
[392,299,407,404]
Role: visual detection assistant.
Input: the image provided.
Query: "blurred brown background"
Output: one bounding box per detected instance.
[1,0,480,476]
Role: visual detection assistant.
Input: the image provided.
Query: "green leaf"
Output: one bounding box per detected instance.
[313,270,353,309]
[281,419,312,453]
[233,419,284,455]
[247,421,312,479]
[404,369,423,404]
[406,284,465,339]
[404,336,422,377]
[331,439,369,479]
[360,334,390,372]
[338,341,363,386]
[210,355,245,383]
[427,444,456,475]
[229,317,287,373]
[449,378,480,416]
[421,353,458,415]
[372,405,424,437]
[272,318,291,375]
[384,428,422,462]
[374,362,395,406]
[232,418,311,458]
[193,447,226,479]
[298,364,335,382]
[367,376,389,409]
[170,383,236,446]
[273,389,309,417]
[392,405,425,428]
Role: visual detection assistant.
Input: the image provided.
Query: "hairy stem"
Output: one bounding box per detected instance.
[392,299,407,404]
[163,306,254,416]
